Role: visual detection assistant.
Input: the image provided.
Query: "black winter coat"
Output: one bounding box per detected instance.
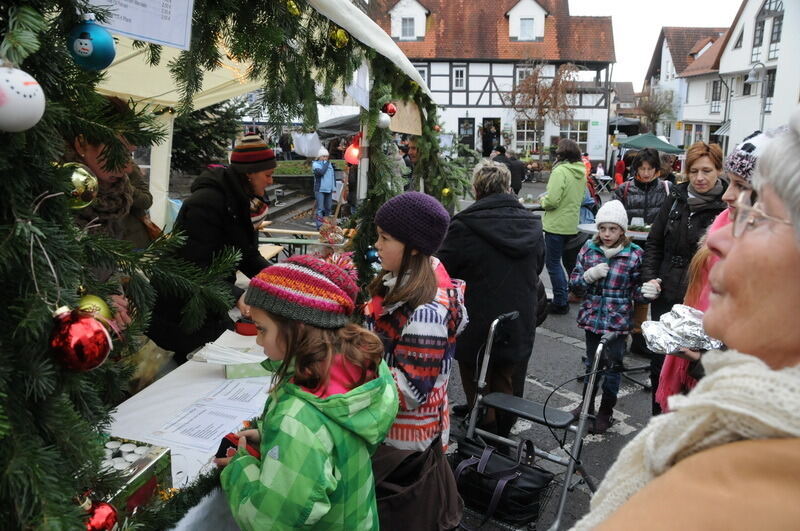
[642,181,727,302]
[437,194,545,363]
[614,178,671,225]
[508,158,527,193]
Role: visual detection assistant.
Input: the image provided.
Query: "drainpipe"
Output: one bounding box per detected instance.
[718,73,731,154]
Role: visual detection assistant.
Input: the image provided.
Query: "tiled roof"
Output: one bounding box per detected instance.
[663,27,727,75]
[611,82,635,103]
[368,0,614,63]
[688,37,714,57]
[680,31,728,78]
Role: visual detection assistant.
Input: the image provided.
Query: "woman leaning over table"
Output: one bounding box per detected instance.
[570,108,800,531]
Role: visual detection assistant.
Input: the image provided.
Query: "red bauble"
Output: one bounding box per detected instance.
[433,124,442,132]
[50,307,112,371]
[83,499,118,531]
[382,102,397,117]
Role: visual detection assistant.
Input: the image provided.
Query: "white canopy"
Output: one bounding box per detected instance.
[94,0,431,227]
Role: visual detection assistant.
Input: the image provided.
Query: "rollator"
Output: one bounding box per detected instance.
[459,311,619,530]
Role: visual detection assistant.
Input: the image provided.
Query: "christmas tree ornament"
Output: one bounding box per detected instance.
[50,306,112,371]
[68,14,116,71]
[377,112,391,129]
[381,102,397,117]
[330,27,349,49]
[64,163,99,209]
[365,247,380,263]
[344,134,362,165]
[80,497,118,531]
[441,187,451,197]
[0,65,46,132]
[78,294,112,320]
[286,0,301,16]
[433,124,442,132]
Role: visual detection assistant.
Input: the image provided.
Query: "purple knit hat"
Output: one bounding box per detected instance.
[375,192,450,256]
[245,255,358,328]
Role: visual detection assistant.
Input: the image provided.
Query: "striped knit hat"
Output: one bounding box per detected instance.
[245,255,358,329]
[230,135,277,173]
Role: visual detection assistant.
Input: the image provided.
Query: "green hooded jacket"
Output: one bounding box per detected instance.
[540,160,587,234]
[220,359,399,530]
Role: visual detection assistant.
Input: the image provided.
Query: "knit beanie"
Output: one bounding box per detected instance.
[724,130,770,182]
[230,135,277,174]
[245,255,358,329]
[318,147,329,158]
[374,191,450,256]
[595,200,628,231]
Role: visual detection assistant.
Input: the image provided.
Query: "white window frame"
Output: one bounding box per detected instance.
[519,18,535,41]
[515,119,544,154]
[768,15,782,60]
[751,19,765,63]
[516,66,533,85]
[401,17,415,40]
[710,80,722,114]
[414,64,428,86]
[453,65,466,90]
[559,120,589,153]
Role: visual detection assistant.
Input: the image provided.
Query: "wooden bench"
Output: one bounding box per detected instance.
[260,227,319,238]
[258,244,284,263]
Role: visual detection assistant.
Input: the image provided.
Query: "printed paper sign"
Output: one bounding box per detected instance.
[90,0,194,50]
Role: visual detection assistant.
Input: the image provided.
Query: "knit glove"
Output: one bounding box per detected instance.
[641,279,662,300]
[583,263,609,284]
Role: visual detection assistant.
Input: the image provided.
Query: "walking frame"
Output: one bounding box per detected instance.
[462,311,620,530]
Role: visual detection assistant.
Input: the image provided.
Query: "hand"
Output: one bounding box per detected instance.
[641,279,662,300]
[668,348,702,361]
[110,294,132,330]
[236,293,251,319]
[583,262,610,284]
[213,430,260,468]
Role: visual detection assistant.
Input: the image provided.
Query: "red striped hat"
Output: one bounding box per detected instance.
[245,255,358,329]
[230,135,277,173]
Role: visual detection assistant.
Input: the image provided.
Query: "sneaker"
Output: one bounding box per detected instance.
[547,303,569,315]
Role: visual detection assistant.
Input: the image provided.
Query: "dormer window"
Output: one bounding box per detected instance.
[507,0,547,42]
[401,17,415,39]
[520,18,535,41]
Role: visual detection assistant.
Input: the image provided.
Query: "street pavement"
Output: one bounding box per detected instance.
[450,180,655,530]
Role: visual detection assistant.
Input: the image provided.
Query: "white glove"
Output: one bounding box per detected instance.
[583,262,609,284]
[641,279,662,300]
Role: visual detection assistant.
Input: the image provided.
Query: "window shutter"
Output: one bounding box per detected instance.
[705,81,711,102]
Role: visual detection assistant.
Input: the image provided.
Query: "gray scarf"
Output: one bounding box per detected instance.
[687,180,724,212]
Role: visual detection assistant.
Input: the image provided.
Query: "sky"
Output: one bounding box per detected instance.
[569,0,742,90]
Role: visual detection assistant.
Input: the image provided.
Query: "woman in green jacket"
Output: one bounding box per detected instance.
[215,255,399,530]
[540,138,588,314]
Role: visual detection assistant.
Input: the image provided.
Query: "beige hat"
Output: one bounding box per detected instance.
[595,200,628,231]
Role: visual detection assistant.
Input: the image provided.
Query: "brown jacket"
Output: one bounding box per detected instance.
[597,438,800,530]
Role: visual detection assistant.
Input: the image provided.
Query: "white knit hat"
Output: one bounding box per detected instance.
[595,200,628,231]
[318,147,329,158]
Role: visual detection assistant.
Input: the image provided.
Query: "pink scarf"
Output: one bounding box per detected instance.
[655,210,731,411]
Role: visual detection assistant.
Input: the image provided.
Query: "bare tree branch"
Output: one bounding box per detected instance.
[639,88,675,129]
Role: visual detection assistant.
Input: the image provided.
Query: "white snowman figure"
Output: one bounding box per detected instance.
[73,32,94,57]
[0,66,46,132]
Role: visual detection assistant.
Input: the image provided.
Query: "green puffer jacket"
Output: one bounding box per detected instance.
[220,360,399,530]
[540,160,587,235]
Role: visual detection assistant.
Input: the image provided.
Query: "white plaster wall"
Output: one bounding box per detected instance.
[389,0,427,39]
[682,74,724,123]
[507,0,547,40]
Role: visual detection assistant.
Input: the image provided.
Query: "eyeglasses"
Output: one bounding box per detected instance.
[732,191,792,238]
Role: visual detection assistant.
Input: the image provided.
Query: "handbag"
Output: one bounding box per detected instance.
[451,438,554,527]
[138,213,162,241]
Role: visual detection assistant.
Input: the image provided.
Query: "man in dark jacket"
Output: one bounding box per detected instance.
[507,150,527,195]
[438,161,545,437]
[148,135,275,362]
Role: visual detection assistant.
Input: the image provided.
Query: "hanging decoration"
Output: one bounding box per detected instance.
[377,112,391,129]
[0,65,46,132]
[80,497,119,531]
[329,27,349,49]
[68,14,116,71]
[381,102,397,117]
[50,306,112,371]
[365,247,380,263]
[64,163,99,209]
[78,294,112,321]
[344,133,362,166]
[433,125,442,132]
[285,0,301,16]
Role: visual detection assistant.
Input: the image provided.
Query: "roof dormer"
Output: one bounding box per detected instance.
[389,0,430,41]
[507,0,548,42]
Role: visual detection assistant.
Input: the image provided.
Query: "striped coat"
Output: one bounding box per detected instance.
[365,258,467,451]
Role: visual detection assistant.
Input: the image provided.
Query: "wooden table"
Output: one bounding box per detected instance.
[259,227,319,238]
[258,236,347,256]
[258,244,284,263]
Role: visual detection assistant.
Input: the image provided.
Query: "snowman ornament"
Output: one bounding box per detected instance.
[0,65,46,132]
[73,32,94,58]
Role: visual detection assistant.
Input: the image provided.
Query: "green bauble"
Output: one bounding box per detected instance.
[64,163,98,209]
[78,294,112,321]
[286,0,301,16]
[331,28,349,49]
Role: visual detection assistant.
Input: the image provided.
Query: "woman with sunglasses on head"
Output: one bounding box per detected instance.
[640,142,727,414]
[569,108,800,531]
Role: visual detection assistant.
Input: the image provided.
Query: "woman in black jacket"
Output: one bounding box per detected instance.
[147,135,276,362]
[615,148,671,225]
[641,142,726,414]
[438,161,546,437]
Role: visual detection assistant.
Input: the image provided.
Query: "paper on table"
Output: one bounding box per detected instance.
[196,380,269,413]
[150,404,247,453]
[214,330,262,352]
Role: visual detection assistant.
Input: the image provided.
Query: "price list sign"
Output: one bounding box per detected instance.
[90,0,195,50]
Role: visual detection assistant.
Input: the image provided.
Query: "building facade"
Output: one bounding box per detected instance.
[370,0,615,161]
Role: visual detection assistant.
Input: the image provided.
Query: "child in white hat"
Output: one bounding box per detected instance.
[568,200,655,433]
[312,147,336,228]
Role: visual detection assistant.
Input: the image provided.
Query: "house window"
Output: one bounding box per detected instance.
[710,80,722,113]
[763,69,776,112]
[743,80,753,96]
[401,17,415,39]
[762,0,784,14]
[768,15,782,59]
[516,120,544,154]
[751,19,765,62]
[519,18,535,41]
[516,66,533,85]
[415,65,428,86]
[559,120,589,153]
[733,30,744,49]
[453,66,466,90]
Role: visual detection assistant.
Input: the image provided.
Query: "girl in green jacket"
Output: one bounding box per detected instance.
[215,255,399,530]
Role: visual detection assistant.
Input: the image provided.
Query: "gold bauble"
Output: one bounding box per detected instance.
[286,0,301,16]
[64,163,98,209]
[331,28,349,49]
[441,187,451,197]
[78,294,112,320]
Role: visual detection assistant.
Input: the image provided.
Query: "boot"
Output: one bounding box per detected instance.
[570,381,598,421]
[591,393,617,434]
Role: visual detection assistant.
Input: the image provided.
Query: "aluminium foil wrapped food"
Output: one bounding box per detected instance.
[642,304,724,354]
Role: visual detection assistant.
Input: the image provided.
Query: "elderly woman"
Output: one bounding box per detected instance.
[641,141,727,414]
[438,161,545,437]
[570,109,800,530]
